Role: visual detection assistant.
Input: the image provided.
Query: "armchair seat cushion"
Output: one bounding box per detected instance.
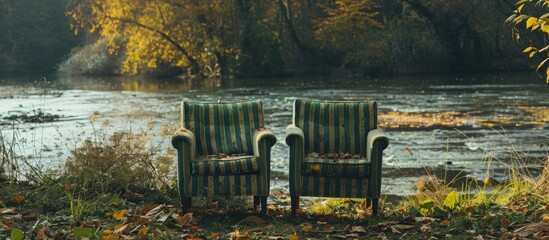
[302,153,370,178]
[192,155,260,176]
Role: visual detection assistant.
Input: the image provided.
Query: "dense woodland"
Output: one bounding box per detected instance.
[0,0,536,78]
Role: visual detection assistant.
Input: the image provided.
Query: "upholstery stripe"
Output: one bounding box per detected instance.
[322,103,329,153]
[313,104,320,152]
[294,99,376,154]
[188,174,261,196]
[191,156,260,176]
[333,104,340,152]
[183,101,264,155]
[328,104,335,152]
[298,176,369,198]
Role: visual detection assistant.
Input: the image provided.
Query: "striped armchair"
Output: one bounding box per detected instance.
[285,99,389,216]
[171,100,277,214]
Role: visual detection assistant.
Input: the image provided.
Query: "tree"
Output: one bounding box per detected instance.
[67,0,286,78]
[507,0,549,82]
[0,0,78,73]
[313,0,385,72]
[402,0,516,72]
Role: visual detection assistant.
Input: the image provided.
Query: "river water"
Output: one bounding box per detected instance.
[1,72,548,199]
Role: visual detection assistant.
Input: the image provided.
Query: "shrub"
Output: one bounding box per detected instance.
[64,129,173,196]
[58,37,122,75]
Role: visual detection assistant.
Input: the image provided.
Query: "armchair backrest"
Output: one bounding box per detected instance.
[293,99,377,154]
[182,100,265,155]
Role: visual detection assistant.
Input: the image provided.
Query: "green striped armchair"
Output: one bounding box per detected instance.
[171,100,277,214]
[285,99,389,216]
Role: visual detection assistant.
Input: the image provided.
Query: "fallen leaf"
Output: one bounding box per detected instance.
[351,226,367,233]
[473,235,484,240]
[100,236,120,240]
[210,232,219,238]
[420,224,432,233]
[141,204,165,216]
[514,221,549,237]
[112,209,128,219]
[103,229,113,235]
[389,225,401,235]
[544,215,549,222]
[486,227,494,235]
[232,229,249,239]
[177,213,193,225]
[440,219,450,226]
[244,216,266,224]
[35,227,47,240]
[302,224,313,233]
[137,226,149,236]
[415,217,436,223]
[321,224,334,232]
[290,235,299,240]
[126,215,153,224]
[0,208,15,214]
[13,195,25,203]
[501,217,510,227]
[113,224,130,235]
[22,212,37,221]
[392,225,415,231]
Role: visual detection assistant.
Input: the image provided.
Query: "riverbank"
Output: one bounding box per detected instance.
[2,159,549,239]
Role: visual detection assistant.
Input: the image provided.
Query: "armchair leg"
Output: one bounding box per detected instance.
[253,196,260,212]
[291,196,299,217]
[181,197,192,214]
[372,198,379,216]
[260,196,267,215]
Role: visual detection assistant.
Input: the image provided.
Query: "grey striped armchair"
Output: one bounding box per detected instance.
[171,100,277,214]
[285,99,389,216]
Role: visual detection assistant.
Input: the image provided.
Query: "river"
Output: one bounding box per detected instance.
[1,72,548,200]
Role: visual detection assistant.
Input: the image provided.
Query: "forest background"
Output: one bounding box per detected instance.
[0,0,534,79]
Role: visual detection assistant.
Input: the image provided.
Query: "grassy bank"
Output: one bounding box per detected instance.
[1,118,549,239]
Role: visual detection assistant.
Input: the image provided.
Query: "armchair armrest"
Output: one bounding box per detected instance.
[253,128,277,196]
[253,128,277,157]
[366,128,389,162]
[171,128,195,196]
[171,128,196,159]
[286,124,305,196]
[285,124,304,145]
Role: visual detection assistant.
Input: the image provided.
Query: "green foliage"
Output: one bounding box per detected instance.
[73,227,96,238]
[10,228,24,240]
[443,190,459,210]
[508,0,549,82]
[68,192,87,225]
[419,199,435,216]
